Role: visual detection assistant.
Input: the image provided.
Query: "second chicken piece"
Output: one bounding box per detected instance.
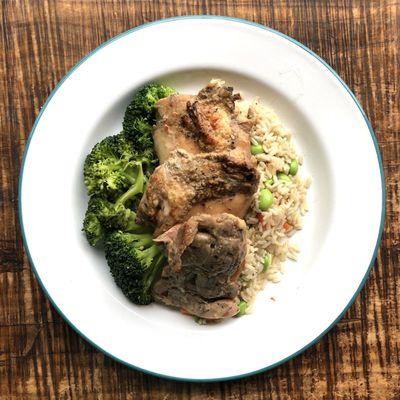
[136,149,259,235]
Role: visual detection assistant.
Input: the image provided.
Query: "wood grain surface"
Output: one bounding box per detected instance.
[1,0,399,399]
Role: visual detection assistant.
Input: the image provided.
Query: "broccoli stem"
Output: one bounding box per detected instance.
[125,216,144,232]
[125,233,154,248]
[140,244,161,264]
[116,163,144,205]
[143,251,166,291]
[122,161,144,185]
[120,171,136,185]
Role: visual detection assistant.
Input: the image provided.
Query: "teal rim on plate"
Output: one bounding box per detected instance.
[18,15,385,382]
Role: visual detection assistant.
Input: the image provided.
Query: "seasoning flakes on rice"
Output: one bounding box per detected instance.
[236,99,311,306]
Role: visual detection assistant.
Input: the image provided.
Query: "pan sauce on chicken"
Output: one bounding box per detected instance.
[138,80,259,320]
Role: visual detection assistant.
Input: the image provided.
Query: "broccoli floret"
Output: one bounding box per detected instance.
[83,133,154,199]
[82,197,143,246]
[83,133,134,198]
[123,83,175,152]
[104,231,165,305]
[82,211,104,247]
[82,163,145,246]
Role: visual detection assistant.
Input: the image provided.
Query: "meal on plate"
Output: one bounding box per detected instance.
[82,79,311,323]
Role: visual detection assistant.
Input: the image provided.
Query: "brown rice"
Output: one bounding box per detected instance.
[236,98,311,308]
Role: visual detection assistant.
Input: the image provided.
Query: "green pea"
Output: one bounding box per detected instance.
[289,160,299,176]
[251,144,264,155]
[262,254,271,272]
[193,316,205,325]
[277,172,291,183]
[236,300,247,317]
[265,177,274,186]
[258,188,273,210]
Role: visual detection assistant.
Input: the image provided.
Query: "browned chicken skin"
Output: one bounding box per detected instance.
[136,149,259,236]
[153,94,200,163]
[153,213,247,319]
[154,80,254,163]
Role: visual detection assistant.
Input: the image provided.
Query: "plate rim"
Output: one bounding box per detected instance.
[18,15,386,382]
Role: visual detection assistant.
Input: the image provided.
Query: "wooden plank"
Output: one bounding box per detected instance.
[0,0,399,398]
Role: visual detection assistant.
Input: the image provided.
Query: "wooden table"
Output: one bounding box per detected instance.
[1,1,399,399]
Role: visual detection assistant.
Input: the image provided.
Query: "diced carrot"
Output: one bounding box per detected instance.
[180,308,190,315]
[283,222,292,232]
[257,213,268,231]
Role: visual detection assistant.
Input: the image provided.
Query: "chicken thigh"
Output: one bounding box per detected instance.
[136,149,259,235]
[153,213,247,319]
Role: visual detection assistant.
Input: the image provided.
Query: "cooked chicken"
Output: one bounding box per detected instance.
[153,94,200,163]
[139,81,260,320]
[153,213,247,319]
[153,79,253,163]
[136,149,259,235]
[143,80,259,235]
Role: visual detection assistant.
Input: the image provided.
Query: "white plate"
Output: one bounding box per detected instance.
[19,17,384,381]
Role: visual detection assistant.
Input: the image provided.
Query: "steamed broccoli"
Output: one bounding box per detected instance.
[82,83,174,306]
[83,133,155,199]
[123,83,175,152]
[83,162,145,246]
[104,231,165,305]
[82,209,105,248]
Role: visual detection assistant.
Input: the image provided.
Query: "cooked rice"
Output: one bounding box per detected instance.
[236,99,311,308]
